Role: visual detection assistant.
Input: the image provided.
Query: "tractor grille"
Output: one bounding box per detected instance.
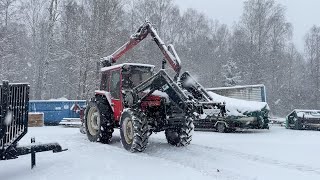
[0,81,29,151]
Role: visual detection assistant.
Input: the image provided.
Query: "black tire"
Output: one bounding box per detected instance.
[217,122,226,133]
[165,117,194,147]
[120,108,149,152]
[84,96,114,144]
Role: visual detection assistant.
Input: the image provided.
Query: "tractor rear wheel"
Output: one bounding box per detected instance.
[165,117,194,147]
[120,109,149,152]
[84,97,114,144]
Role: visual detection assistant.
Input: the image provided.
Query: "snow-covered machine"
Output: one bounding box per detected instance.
[195,85,270,132]
[286,109,320,130]
[82,21,226,152]
[0,81,66,167]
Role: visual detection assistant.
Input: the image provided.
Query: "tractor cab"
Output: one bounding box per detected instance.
[99,63,155,121]
[100,63,155,91]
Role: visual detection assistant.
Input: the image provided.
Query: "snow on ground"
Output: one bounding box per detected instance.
[1,125,320,180]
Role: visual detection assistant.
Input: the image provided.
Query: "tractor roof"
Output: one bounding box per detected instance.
[101,63,155,72]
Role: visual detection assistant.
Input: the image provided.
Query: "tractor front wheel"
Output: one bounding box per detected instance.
[165,117,194,147]
[120,109,149,152]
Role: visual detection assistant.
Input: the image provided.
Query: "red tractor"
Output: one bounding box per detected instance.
[83,21,225,152]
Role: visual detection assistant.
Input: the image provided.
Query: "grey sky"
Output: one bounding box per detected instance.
[174,0,320,52]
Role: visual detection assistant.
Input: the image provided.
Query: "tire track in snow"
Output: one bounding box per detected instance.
[80,130,320,179]
[144,134,320,179]
[144,139,253,180]
[90,137,236,180]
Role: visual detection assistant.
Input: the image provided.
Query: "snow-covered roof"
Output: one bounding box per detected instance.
[207,91,269,117]
[291,109,320,118]
[101,63,155,72]
[206,84,265,91]
[294,109,320,113]
[29,112,44,115]
[30,100,86,102]
[0,82,30,86]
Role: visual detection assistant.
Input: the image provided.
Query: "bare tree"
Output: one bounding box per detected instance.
[268,4,292,93]
[0,0,18,27]
[241,0,280,83]
[32,0,59,99]
[20,0,46,98]
[305,26,320,108]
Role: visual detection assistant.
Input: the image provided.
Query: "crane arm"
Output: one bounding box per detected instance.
[101,21,181,75]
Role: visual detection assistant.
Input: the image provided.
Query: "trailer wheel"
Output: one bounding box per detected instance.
[165,117,194,147]
[120,109,149,152]
[227,128,236,133]
[294,118,302,130]
[217,122,226,133]
[85,97,114,144]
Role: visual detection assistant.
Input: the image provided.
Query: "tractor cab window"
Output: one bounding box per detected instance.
[100,71,110,91]
[122,66,153,89]
[110,70,121,99]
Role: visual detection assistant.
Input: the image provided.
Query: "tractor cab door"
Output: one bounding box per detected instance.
[109,69,123,121]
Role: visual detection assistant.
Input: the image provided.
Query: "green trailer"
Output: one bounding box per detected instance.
[286,109,320,130]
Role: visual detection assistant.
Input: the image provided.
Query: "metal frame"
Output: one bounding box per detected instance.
[0,81,29,152]
[0,81,67,165]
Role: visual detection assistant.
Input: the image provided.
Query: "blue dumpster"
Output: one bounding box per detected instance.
[29,100,86,125]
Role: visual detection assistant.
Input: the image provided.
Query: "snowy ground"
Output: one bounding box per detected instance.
[1,125,320,180]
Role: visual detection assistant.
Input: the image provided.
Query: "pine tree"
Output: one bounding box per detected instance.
[222,59,242,87]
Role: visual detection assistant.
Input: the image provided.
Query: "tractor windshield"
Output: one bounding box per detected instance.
[122,66,153,89]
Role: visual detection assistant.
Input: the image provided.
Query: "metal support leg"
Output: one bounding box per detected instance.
[31,137,36,169]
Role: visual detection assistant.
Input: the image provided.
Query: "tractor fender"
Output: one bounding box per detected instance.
[214,121,229,128]
[94,90,114,112]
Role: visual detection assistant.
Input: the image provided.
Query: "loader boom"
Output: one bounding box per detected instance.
[101,21,181,76]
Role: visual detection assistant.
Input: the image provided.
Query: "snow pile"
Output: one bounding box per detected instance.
[151,90,169,100]
[207,91,269,116]
[48,97,68,101]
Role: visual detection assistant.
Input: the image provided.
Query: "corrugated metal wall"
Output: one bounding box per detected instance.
[207,85,266,102]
